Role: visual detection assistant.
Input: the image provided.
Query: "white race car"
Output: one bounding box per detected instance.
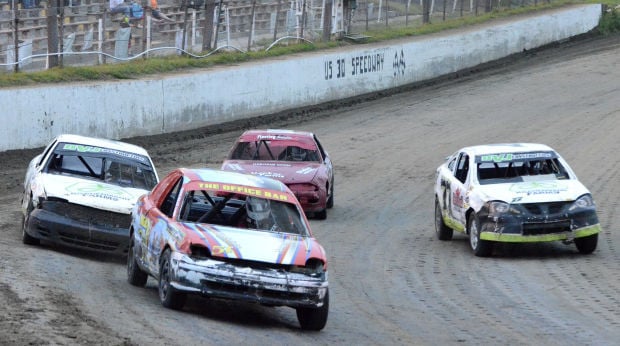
[21,134,159,255]
[434,143,601,257]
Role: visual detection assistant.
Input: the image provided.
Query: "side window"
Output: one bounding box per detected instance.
[313,135,327,161]
[455,153,469,184]
[160,177,183,218]
[447,156,457,174]
[39,140,58,168]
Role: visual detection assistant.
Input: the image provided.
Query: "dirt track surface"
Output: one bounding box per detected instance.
[2,32,620,345]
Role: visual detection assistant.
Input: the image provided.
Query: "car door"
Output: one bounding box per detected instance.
[22,138,58,212]
[441,152,469,230]
[142,174,184,274]
[450,153,470,227]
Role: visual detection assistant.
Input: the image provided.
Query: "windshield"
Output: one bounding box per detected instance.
[44,142,158,190]
[229,140,321,162]
[179,190,310,236]
[475,151,570,184]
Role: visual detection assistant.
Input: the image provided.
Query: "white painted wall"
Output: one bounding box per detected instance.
[1,4,601,152]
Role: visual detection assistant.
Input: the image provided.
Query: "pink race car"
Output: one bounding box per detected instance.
[221,129,334,219]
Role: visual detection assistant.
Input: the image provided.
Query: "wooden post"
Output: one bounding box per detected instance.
[47,1,59,68]
[202,0,215,50]
[322,0,332,42]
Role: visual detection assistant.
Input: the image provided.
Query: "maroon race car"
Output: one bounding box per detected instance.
[221,129,334,219]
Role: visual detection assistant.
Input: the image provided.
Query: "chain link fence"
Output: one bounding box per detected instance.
[0,0,553,73]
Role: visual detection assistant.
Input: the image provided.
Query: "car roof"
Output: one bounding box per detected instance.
[180,168,290,192]
[239,129,315,140]
[460,143,556,156]
[55,134,151,157]
[242,129,314,137]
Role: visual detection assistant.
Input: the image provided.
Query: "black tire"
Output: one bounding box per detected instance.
[326,182,334,209]
[435,199,453,241]
[296,288,329,331]
[468,214,493,257]
[22,198,39,246]
[575,233,598,254]
[314,209,327,220]
[127,236,148,287]
[159,249,186,310]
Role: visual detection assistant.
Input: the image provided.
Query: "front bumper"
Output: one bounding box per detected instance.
[478,204,601,243]
[25,208,130,255]
[169,252,329,308]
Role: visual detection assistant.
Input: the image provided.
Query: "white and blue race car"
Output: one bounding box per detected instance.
[434,143,601,257]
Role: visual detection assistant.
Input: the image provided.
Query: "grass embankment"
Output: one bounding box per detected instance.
[1,0,619,88]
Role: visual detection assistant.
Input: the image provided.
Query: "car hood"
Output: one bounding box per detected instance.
[188,223,324,266]
[39,174,148,214]
[475,179,590,204]
[221,160,320,184]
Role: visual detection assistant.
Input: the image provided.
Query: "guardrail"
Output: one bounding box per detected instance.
[0,0,552,73]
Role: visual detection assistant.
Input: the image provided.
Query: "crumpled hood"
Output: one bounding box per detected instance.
[190,223,323,265]
[222,160,320,184]
[38,174,148,214]
[475,179,590,204]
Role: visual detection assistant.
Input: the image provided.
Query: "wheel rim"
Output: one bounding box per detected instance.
[470,219,479,250]
[160,257,170,301]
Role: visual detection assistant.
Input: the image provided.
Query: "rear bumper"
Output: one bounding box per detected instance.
[25,209,130,254]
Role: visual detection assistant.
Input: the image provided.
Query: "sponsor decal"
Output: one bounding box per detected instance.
[477,151,554,163]
[226,164,244,171]
[509,181,568,196]
[452,188,465,207]
[252,162,291,167]
[65,182,133,201]
[62,143,147,162]
[197,183,290,201]
[252,172,285,179]
[212,245,235,256]
[296,167,316,175]
[256,135,293,140]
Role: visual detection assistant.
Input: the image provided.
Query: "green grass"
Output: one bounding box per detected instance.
[1,0,619,88]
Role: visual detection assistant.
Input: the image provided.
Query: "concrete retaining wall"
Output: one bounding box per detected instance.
[1,4,602,152]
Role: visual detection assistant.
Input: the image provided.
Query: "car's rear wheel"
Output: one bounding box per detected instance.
[127,236,148,287]
[22,198,39,246]
[296,288,329,331]
[575,233,598,254]
[468,214,493,257]
[435,199,453,241]
[159,249,186,310]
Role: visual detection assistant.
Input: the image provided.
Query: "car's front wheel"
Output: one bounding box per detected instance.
[326,182,334,209]
[468,214,493,257]
[314,209,327,220]
[127,236,148,287]
[159,249,186,310]
[435,199,453,241]
[575,233,598,254]
[296,289,329,331]
[22,198,39,246]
